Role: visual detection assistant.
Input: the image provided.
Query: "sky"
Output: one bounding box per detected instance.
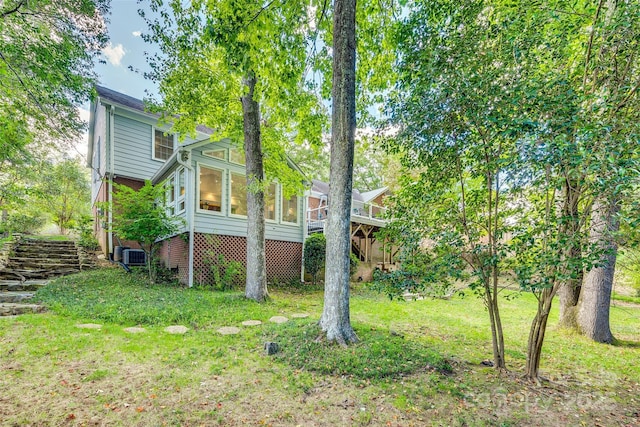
[72,1,159,159]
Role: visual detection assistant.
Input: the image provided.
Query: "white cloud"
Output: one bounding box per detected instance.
[132,30,142,37]
[102,42,125,66]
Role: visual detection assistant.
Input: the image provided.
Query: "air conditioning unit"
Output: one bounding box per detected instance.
[122,249,146,266]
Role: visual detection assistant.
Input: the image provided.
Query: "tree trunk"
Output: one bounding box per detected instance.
[318,0,358,345]
[241,73,268,302]
[526,287,555,382]
[485,277,506,369]
[558,180,583,329]
[577,197,619,344]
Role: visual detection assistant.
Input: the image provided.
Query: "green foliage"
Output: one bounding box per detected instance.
[108,181,182,283]
[140,0,326,193]
[73,215,99,250]
[270,321,452,381]
[349,252,359,277]
[0,0,109,141]
[200,236,244,290]
[37,158,91,234]
[303,234,326,285]
[0,211,46,235]
[34,269,271,326]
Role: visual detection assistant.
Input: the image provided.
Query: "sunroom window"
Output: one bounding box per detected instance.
[177,168,185,213]
[282,194,298,224]
[230,172,247,216]
[199,166,223,212]
[229,148,245,165]
[264,182,276,220]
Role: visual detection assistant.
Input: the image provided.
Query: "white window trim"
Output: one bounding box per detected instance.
[202,148,227,161]
[176,167,186,215]
[281,193,300,226]
[228,171,248,218]
[164,175,176,216]
[196,163,226,216]
[151,126,177,162]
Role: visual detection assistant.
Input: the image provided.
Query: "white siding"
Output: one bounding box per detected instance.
[112,115,160,180]
[90,103,107,204]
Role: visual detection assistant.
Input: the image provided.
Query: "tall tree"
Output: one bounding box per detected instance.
[575,0,640,341]
[318,0,358,344]
[38,158,91,235]
[0,0,109,141]
[141,1,326,302]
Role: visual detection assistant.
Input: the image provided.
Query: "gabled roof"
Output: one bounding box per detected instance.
[360,187,389,203]
[311,179,387,203]
[95,86,215,136]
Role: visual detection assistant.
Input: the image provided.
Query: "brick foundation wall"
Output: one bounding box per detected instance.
[158,234,189,284]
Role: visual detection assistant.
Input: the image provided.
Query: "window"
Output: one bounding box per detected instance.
[203,149,226,160]
[282,194,298,224]
[177,168,185,213]
[199,166,223,212]
[264,183,277,221]
[165,176,175,216]
[229,148,245,165]
[230,172,247,216]
[154,129,174,161]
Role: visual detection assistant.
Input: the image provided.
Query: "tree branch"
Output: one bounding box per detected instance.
[0,0,26,19]
[583,0,605,92]
[0,50,47,115]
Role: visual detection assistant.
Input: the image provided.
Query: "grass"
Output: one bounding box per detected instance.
[0,267,638,426]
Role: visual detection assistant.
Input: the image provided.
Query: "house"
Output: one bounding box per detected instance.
[307,179,396,278]
[87,86,305,287]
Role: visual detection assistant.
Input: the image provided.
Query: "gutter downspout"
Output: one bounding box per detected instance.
[301,189,309,283]
[177,148,195,288]
[108,106,115,257]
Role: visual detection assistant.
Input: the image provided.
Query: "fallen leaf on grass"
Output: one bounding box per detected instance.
[136,406,145,412]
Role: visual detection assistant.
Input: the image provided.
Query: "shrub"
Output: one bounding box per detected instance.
[74,215,100,250]
[0,212,46,234]
[303,233,326,285]
[201,235,243,290]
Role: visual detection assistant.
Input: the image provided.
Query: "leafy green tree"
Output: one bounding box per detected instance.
[385,0,537,369]
[140,0,326,302]
[303,233,326,285]
[109,181,181,283]
[37,158,91,235]
[0,0,109,141]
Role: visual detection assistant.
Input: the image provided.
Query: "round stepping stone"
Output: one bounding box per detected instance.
[164,325,189,334]
[76,323,102,329]
[124,327,146,334]
[242,320,262,326]
[217,326,241,335]
[291,313,309,319]
[269,316,288,324]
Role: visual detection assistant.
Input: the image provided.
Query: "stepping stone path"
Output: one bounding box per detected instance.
[76,323,102,329]
[269,316,288,324]
[291,313,309,319]
[164,325,189,334]
[123,327,146,334]
[242,320,262,326]
[217,326,241,335]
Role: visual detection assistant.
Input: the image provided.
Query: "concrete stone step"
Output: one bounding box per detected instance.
[7,258,80,267]
[0,303,46,316]
[14,249,79,257]
[0,280,48,292]
[0,291,34,303]
[0,268,79,280]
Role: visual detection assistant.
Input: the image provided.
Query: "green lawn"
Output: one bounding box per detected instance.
[0,267,638,426]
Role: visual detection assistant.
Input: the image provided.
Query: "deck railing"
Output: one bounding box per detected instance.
[306,204,387,235]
